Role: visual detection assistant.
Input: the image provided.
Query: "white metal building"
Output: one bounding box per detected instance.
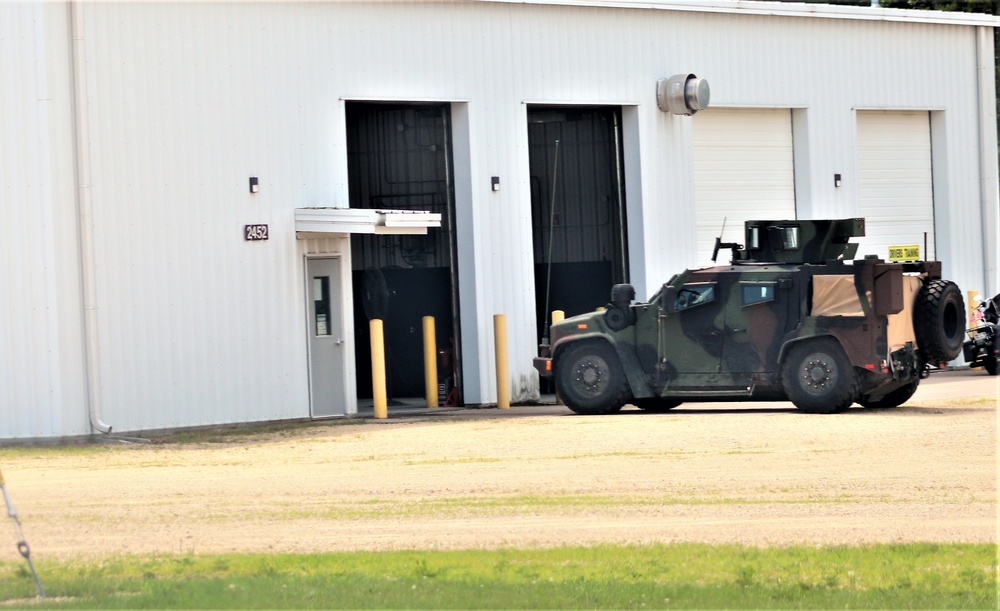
[2,0,998,440]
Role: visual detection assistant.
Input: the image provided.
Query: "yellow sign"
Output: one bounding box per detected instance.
[888,244,920,262]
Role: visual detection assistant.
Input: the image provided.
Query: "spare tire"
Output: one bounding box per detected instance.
[914,279,964,362]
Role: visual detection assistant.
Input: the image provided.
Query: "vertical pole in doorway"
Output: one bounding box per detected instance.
[541,140,561,348]
[441,106,463,404]
[612,110,628,284]
[370,319,388,419]
[423,316,438,408]
[494,314,510,409]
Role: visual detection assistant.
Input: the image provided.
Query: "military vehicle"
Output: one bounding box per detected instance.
[533,218,965,414]
[963,292,999,375]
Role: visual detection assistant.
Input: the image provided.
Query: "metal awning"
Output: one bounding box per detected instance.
[295,207,441,237]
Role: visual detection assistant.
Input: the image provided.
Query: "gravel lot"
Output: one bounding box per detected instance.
[1,370,996,561]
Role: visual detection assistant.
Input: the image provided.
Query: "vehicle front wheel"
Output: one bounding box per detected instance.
[781,338,858,413]
[554,340,631,415]
[859,381,918,408]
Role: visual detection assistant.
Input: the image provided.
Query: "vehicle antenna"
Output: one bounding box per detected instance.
[711,217,728,263]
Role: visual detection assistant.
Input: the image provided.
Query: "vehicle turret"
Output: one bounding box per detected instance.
[713,218,865,265]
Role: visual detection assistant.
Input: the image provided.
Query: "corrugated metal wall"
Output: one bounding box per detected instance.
[2,0,996,438]
[1,3,89,439]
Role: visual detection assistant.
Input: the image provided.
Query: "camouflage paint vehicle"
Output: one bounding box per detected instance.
[533,218,965,414]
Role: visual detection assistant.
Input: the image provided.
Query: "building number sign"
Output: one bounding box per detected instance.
[244,224,268,241]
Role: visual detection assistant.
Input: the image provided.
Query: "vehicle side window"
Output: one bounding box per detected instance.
[741,282,775,307]
[674,284,716,311]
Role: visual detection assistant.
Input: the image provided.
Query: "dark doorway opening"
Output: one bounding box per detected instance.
[529,106,629,351]
[346,102,461,405]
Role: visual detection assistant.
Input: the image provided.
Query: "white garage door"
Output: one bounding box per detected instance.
[855,111,934,261]
[693,109,796,266]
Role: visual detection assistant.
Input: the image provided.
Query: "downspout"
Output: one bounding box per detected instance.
[70,0,112,434]
[976,25,1000,297]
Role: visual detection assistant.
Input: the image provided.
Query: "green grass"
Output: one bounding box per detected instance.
[224,491,965,522]
[1,543,995,609]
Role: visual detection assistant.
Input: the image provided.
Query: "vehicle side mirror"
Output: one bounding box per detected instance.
[662,286,678,314]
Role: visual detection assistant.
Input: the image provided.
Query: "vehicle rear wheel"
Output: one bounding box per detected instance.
[859,381,918,408]
[633,398,682,412]
[914,279,964,362]
[554,340,630,415]
[781,338,858,414]
[985,355,998,376]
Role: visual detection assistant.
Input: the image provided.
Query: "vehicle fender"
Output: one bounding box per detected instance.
[551,332,654,399]
[550,331,610,358]
[782,324,877,368]
[777,333,846,368]
[612,342,655,399]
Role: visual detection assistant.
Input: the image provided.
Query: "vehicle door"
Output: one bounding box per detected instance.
[657,279,724,385]
[720,272,797,378]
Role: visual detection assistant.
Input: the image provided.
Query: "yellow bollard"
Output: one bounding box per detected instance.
[423,316,438,408]
[551,310,565,406]
[370,319,388,419]
[494,314,510,409]
[552,310,565,326]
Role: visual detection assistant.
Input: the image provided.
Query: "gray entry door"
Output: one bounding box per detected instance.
[307,258,347,417]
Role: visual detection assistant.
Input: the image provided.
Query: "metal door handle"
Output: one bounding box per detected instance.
[335,339,344,345]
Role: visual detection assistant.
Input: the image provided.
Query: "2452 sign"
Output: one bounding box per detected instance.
[244,224,268,241]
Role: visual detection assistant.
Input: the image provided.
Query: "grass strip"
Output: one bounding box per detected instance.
[0,543,995,609]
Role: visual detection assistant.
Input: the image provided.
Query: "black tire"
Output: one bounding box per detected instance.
[554,340,631,415]
[781,338,858,413]
[985,355,998,376]
[914,279,965,362]
[859,381,918,409]
[633,398,683,413]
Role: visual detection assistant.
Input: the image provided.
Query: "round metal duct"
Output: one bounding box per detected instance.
[656,74,711,115]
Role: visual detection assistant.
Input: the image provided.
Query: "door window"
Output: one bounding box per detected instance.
[740,282,776,307]
[314,276,331,336]
[674,283,716,311]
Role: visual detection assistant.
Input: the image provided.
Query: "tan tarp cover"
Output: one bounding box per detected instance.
[886,275,922,351]
[812,275,869,317]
